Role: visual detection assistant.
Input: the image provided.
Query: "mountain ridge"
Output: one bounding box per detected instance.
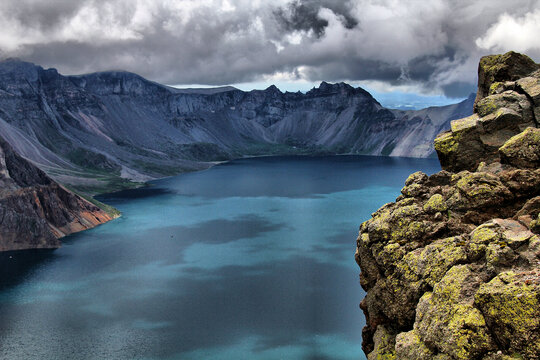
[0,58,473,195]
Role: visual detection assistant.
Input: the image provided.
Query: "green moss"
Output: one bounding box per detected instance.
[390,220,427,244]
[398,238,468,287]
[446,304,492,360]
[393,204,421,218]
[477,97,499,117]
[423,194,448,213]
[415,266,494,360]
[469,224,501,259]
[471,225,500,244]
[489,81,504,95]
[366,209,393,242]
[475,272,539,335]
[450,115,479,132]
[475,271,540,358]
[530,214,540,233]
[434,132,459,155]
[369,326,396,360]
[377,243,406,267]
[398,198,416,206]
[455,172,510,204]
[405,171,428,186]
[395,330,434,359]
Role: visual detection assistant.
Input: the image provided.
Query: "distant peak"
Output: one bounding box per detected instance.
[264,84,281,93]
[306,81,372,100]
[317,81,354,91]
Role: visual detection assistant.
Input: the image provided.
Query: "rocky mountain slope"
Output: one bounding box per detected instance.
[0,135,115,251]
[355,51,540,360]
[0,58,473,193]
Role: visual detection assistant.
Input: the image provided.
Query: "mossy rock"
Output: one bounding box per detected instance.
[516,76,540,101]
[478,108,524,137]
[395,330,435,359]
[423,194,448,213]
[531,213,540,233]
[455,172,512,208]
[474,51,538,110]
[475,92,532,124]
[434,131,459,156]
[397,237,467,287]
[368,326,396,360]
[405,171,428,186]
[415,266,494,360]
[475,271,540,359]
[401,183,425,198]
[499,127,540,169]
[451,114,479,132]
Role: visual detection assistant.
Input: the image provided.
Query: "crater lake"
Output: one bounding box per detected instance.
[0,155,440,360]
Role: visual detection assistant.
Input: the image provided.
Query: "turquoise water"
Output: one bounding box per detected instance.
[0,155,440,359]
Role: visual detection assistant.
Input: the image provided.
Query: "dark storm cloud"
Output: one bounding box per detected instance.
[274,0,358,38]
[3,0,84,30]
[0,0,539,97]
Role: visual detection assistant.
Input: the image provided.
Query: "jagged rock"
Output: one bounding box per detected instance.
[474,51,539,110]
[0,135,115,251]
[357,52,540,360]
[435,52,539,172]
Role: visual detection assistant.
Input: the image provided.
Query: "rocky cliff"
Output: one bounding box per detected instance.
[0,135,114,251]
[355,51,540,360]
[0,59,472,193]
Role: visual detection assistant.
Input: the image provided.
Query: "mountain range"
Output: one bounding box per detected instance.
[0,58,473,194]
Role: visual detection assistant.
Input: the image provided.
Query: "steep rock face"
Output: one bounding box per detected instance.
[0,135,113,251]
[435,52,539,172]
[356,52,540,360]
[0,59,472,193]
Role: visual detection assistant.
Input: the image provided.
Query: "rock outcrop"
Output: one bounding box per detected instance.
[356,52,540,360]
[0,135,114,251]
[0,58,473,193]
[435,51,539,172]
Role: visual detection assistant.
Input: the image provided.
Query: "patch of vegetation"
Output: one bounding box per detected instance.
[131,160,193,177]
[66,147,121,173]
[63,184,121,218]
[178,142,231,162]
[234,141,335,157]
[381,141,396,156]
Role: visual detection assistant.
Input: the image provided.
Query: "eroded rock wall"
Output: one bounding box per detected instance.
[356,52,540,360]
[0,136,114,251]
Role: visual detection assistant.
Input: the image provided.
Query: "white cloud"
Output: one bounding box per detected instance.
[476,9,540,54]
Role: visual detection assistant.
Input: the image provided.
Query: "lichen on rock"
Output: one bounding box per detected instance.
[356,52,540,360]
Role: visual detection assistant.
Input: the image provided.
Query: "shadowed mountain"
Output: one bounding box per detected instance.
[0,134,115,251]
[0,59,473,193]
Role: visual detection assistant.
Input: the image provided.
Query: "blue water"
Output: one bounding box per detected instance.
[0,155,440,359]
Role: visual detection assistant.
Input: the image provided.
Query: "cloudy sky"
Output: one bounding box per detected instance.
[1,0,540,101]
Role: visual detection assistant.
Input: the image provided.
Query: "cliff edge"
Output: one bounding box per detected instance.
[0,135,115,251]
[355,51,540,360]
